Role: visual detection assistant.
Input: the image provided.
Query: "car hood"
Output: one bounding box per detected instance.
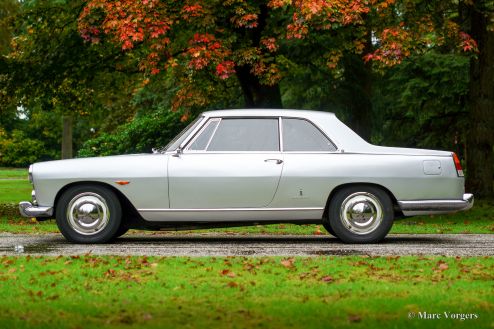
[32,154,166,181]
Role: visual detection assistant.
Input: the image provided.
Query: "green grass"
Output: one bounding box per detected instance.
[0,179,31,203]
[0,167,30,204]
[0,167,28,179]
[0,255,492,329]
[0,218,59,233]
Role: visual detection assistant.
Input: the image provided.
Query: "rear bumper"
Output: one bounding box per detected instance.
[19,201,53,218]
[398,193,474,216]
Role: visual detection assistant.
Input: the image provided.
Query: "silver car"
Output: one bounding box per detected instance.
[19,109,473,244]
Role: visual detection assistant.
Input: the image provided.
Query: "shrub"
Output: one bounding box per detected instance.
[78,110,188,157]
[0,129,57,167]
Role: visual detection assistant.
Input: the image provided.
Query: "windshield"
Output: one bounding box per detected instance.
[163,116,204,152]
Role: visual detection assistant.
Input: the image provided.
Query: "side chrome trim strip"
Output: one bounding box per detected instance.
[138,207,324,213]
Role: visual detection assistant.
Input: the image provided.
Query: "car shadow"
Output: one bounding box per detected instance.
[114,234,448,245]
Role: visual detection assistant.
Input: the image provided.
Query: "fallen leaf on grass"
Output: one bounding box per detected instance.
[220,269,236,278]
[2,259,14,266]
[27,290,43,298]
[321,276,333,283]
[348,314,361,323]
[313,226,323,235]
[436,260,449,271]
[105,269,116,277]
[281,258,295,269]
[227,281,238,288]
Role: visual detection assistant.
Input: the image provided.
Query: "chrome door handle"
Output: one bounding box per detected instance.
[264,159,283,164]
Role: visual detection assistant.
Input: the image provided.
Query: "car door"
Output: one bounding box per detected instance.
[168,117,284,209]
[270,117,339,209]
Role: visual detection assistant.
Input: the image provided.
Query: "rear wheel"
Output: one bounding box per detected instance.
[326,186,394,243]
[322,222,336,236]
[114,225,129,238]
[56,185,122,243]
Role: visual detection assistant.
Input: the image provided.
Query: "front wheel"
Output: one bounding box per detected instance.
[325,186,394,243]
[56,185,122,243]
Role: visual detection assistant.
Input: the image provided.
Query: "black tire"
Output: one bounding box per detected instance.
[327,186,394,243]
[322,222,337,236]
[114,225,129,238]
[56,184,122,243]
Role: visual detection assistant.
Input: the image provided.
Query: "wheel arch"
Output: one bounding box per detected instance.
[323,182,400,219]
[53,181,142,225]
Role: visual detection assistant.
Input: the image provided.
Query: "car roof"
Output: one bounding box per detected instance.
[202,109,336,119]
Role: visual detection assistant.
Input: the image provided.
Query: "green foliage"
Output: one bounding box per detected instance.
[0,129,57,167]
[78,110,188,157]
[373,52,469,152]
[0,0,19,54]
[0,0,140,163]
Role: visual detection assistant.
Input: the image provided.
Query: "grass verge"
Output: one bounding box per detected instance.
[0,167,28,179]
[0,255,492,329]
[0,179,31,203]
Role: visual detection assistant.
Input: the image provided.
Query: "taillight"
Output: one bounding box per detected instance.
[452,152,464,177]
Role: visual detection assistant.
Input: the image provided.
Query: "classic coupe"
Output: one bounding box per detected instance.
[19,109,473,244]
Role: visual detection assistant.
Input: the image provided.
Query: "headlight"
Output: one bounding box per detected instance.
[28,164,33,184]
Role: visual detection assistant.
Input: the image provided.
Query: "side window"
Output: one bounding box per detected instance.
[188,119,220,151]
[207,118,279,152]
[282,118,337,152]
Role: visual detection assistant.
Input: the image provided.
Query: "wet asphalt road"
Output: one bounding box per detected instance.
[0,233,493,256]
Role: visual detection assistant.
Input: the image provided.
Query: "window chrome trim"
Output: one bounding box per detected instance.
[185,116,281,153]
[204,118,222,151]
[177,116,208,150]
[179,115,338,154]
[184,118,221,152]
[278,117,284,152]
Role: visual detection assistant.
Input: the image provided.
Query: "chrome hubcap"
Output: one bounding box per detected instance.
[340,192,383,235]
[66,192,109,235]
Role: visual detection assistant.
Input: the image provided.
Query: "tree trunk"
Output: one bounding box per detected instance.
[466,1,494,197]
[235,65,282,108]
[61,115,73,159]
[233,3,282,108]
[341,54,373,142]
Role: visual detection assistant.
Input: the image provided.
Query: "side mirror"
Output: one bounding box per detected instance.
[172,148,183,157]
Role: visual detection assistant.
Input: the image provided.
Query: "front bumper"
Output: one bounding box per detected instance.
[19,201,53,218]
[398,193,474,216]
